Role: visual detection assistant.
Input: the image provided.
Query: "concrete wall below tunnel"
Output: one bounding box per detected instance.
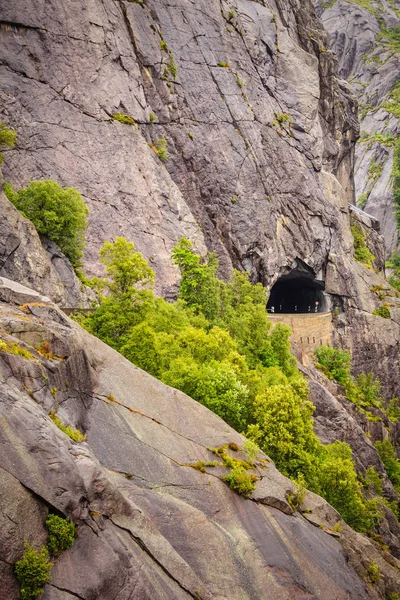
[268,312,333,356]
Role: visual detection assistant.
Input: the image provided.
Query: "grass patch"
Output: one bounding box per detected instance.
[49,412,86,442]
[112,112,136,126]
[0,339,34,360]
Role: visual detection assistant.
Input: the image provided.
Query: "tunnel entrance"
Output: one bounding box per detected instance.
[267,262,328,314]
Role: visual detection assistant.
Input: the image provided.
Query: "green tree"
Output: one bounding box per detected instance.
[246,383,319,480]
[0,121,16,162]
[316,442,378,533]
[9,180,88,267]
[375,439,400,494]
[172,237,221,321]
[99,236,154,297]
[314,346,351,387]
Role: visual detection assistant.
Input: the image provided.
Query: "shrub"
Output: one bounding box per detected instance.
[217,61,230,67]
[49,412,86,443]
[373,305,390,319]
[222,465,257,497]
[366,466,383,495]
[0,339,34,360]
[14,543,52,600]
[112,112,136,126]
[375,439,400,494]
[314,346,351,387]
[351,222,375,268]
[387,397,400,423]
[366,561,381,584]
[154,137,168,162]
[9,180,88,267]
[0,121,17,163]
[46,514,75,556]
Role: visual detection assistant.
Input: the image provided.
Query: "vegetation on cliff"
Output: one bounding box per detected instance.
[77,236,382,532]
[4,179,89,267]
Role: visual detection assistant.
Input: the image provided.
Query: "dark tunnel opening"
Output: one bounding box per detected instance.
[267,267,328,314]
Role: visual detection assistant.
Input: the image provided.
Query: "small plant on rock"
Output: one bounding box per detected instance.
[49,412,86,443]
[366,561,381,584]
[223,465,258,498]
[14,543,52,600]
[46,514,75,557]
[373,305,390,319]
[154,137,168,162]
[112,112,136,126]
[0,121,17,162]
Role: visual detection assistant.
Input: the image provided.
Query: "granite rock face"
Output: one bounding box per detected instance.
[0,0,357,290]
[1,285,399,600]
[3,0,400,394]
[315,0,400,254]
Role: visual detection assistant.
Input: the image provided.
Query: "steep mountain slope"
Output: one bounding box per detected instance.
[1,0,400,396]
[315,0,400,254]
[1,278,399,600]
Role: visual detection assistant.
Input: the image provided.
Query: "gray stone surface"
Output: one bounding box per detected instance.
[1,296,397,599]
[316,0,400,254]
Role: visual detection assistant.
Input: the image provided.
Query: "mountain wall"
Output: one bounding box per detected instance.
[1,278,399,600]
[315,0,400,254]
[2,0,400,395]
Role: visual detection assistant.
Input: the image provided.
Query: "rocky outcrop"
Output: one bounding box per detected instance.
[0,170,96,307]
[1,279,399,599]
[315,0,400,254]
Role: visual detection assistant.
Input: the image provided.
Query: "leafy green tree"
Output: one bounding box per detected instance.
[172,237,220,321]
[375,439,400,494]
[246,383,319,480]
[9,180,88,267]
[99,236,154,297]
[316,442,378,533]
[163,357,250,431]
[314,346,351,387]
[0,121,16,162]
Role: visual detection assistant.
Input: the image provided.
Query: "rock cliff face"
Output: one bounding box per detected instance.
[315,0,400,254]
[1,279,399,600]
[2,0,400,394]
[1,0,400,597]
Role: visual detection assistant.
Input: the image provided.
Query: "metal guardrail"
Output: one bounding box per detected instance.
[348,204,380,231]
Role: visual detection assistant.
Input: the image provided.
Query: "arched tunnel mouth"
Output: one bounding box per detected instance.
[267,265,328,314]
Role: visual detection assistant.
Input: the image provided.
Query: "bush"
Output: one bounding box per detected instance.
[351,222,375,268]
[154,137,168,162]
[222,465,257,497]
[0,121,17,163]
[9,180,88,267]
[14,543,52,600]
[373,305,390,319]
[314,346,351,387]
[366,561,381,584]
[375,439,400,494]
[46,514,75,556]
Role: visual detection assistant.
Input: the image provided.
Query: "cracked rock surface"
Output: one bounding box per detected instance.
[1,0,400,396]
[315,0,400,254]
[1,280,399,599]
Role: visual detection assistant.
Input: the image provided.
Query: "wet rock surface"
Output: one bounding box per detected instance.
[1,286,398,599]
